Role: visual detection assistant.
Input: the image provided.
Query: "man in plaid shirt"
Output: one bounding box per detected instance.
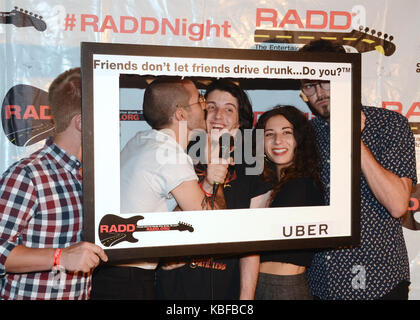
[0,68,108,299]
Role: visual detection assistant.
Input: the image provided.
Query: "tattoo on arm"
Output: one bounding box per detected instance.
[200,187,227,210]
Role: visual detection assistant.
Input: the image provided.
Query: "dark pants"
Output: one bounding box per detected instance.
[90,266,155,300]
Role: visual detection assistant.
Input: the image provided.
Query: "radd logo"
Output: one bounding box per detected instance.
[1,84,54,146]
[254,6,396,57]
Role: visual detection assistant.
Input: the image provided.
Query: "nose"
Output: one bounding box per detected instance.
[214,107,223,119]
[314,83,325,96]
[273,133,283,145]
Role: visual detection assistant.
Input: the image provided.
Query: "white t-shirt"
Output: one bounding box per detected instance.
[120,129,198,213]
[119,129,198,269]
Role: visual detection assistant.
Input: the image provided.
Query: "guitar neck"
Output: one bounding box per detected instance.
[0,12,12,23]
[136,224,179,232]
[254,28,395,56]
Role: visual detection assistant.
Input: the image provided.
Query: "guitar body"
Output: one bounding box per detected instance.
[1,84,53,146]
[98,214,194,247]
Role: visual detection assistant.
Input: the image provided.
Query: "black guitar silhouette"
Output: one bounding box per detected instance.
[0,7,46,32]
[1,84,54,147]
[98,214,194,247]
[254,26,396,56]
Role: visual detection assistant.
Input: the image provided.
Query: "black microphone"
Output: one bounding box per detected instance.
[212,133,234,197]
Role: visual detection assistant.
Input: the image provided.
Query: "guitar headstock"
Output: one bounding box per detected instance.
[347,26,396,56]
[177,222,194,232]
[10,7,47,32]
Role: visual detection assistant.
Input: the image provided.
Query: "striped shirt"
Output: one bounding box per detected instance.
[0,138,90,299]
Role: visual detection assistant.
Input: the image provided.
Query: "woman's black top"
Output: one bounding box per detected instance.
[259,177,324,267]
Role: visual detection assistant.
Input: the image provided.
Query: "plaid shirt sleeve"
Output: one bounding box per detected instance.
[0,164,37,275]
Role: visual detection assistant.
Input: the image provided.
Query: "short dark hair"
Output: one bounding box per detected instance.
[48,68,81,133]
[143,78,193,129]
[299,39,346,53]
[255,105,321,203]
[204,79,254,130]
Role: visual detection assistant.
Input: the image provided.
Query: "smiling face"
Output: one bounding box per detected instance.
[205,89,240,134]
[264,115,297,173]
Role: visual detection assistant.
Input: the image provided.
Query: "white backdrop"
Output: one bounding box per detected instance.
[1,0,419,299]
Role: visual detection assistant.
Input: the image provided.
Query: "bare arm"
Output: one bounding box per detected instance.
[5,242,108,274]
[360,111,413,218]
[239,254,260,300]
[238,191,271,299]
[171,161,228,211]
[361,142,412,218]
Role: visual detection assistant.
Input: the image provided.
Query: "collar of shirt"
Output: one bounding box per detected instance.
[44,137,82,179]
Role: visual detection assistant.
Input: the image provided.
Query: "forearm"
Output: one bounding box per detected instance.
[239,254,260,300]
[5,245,54,273]
[361,141,412,218]
[201,179,227,210]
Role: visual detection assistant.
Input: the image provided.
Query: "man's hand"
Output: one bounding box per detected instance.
[61,242,108,273]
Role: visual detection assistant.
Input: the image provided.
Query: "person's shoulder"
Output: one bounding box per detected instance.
[363,105,408,123]
[1,148,46,181]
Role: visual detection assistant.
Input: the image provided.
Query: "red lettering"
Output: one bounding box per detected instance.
[206,19,221,37]
[23,105,39,120]
[382,101,403,114]
[162,18,179,35]
[329,11,351,30]
[253,111,264,127]
[141,17,159,34]
[406,102,420,119]
[5,105,21,119]
[100,225,109,233]
[39,105,52,120]
[109,225,117,233]
[117,224,127,232]
[306,10,328,29]
[256,8,277,28]
[127,224,135,232]
[279,10,304,29]
[81,14,99,32]
[99,15,118,33]
[120,16,138,33]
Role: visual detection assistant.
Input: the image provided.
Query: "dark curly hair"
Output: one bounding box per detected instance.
[204,79,254,130]
[255,105,321,205]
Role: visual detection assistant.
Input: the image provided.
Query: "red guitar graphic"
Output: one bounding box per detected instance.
[0,6,46,32]
[254,26,395,56]
[98,214,194,247]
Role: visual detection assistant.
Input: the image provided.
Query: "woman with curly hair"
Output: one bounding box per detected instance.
[246,105,324,300]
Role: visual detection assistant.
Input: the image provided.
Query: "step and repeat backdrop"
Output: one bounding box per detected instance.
[1,0,419,299]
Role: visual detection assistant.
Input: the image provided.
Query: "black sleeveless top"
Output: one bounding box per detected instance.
[259,177,324,267]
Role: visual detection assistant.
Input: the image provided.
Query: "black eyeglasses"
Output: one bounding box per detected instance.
[301,81,330,96]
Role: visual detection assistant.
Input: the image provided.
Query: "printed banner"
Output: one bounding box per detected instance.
[1,0,419,299]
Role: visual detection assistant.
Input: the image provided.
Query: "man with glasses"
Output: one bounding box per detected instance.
[300,79,332,205]
[300,40,416,300]
[91,77,229,299]
[300,81,330,119]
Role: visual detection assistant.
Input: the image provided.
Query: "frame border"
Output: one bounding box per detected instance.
[81,42,361,263]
